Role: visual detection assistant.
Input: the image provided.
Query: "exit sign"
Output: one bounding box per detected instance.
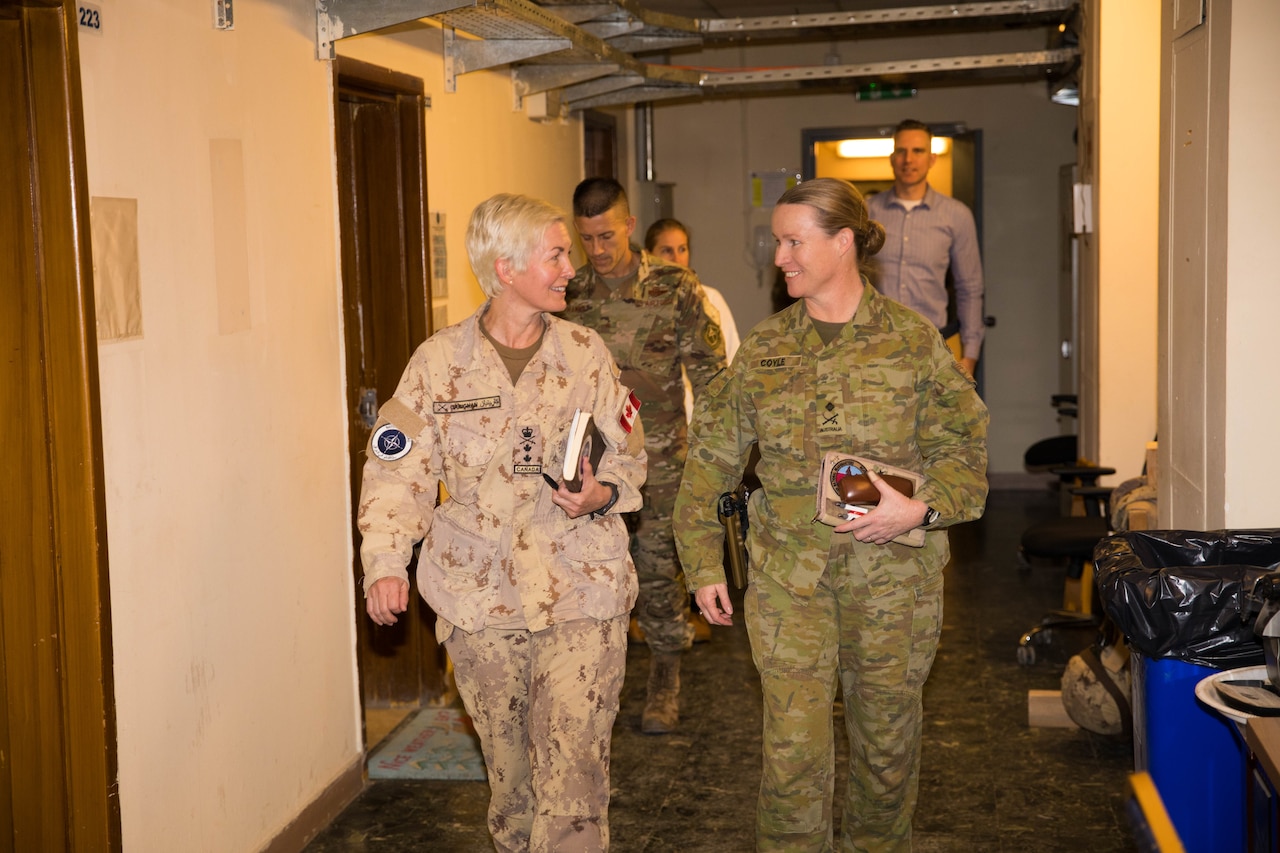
[855,83,917,102]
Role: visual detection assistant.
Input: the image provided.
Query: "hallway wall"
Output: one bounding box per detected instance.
[645,28,1078,477]
[335,25,582,324]
[75,1,582,850]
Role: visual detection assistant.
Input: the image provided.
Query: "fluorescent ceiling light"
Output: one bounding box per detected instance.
[837,139,893,158]
[836,137,951,158]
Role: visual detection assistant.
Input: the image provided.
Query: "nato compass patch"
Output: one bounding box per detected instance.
[372,424,412,461]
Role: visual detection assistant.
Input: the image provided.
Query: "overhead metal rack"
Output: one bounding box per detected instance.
[315,0,1078,114]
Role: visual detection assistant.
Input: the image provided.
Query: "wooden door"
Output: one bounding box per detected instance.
[334,58,444,722]
[0,1,119,849]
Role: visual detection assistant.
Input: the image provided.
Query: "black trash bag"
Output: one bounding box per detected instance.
[1093,529,1280,668]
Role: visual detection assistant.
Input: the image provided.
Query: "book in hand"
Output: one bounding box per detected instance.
[562,408,606,492]
[814,451,927,547]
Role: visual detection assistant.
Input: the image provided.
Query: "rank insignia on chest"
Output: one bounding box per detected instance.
[513,424,543,475]
[817,396,843,435]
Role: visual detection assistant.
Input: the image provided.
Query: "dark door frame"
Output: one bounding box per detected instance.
[333,57,444,741]
[0,0,120,848]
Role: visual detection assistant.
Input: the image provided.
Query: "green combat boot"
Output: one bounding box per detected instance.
[641,652,681,734]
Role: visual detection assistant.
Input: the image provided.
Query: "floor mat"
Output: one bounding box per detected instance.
[367,706,487,781]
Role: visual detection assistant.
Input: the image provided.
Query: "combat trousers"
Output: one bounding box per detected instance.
[445,615,628,853]
[630,474,694,654]
[745,546,943,853]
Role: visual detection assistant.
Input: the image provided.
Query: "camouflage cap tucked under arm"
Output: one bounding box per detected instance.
[674,285,989,597]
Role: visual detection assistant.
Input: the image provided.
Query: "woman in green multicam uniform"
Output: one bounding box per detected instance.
[674,178,989,853]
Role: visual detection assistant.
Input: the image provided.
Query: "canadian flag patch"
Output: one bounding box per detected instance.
[619,390,641,433]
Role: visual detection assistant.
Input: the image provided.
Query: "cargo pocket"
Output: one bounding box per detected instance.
[420,511,501,631]
[558,516,635,617]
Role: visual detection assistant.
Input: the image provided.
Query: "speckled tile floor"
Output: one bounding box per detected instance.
[306,488,1137,852]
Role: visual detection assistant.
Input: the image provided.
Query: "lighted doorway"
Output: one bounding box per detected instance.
[800,122,982,240]
[800,122,987,392]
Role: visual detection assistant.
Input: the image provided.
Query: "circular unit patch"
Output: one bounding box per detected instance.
[372,424,412,461]
[829,458,864,493]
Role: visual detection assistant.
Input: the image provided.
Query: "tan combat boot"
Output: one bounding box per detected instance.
[641,652,681,734]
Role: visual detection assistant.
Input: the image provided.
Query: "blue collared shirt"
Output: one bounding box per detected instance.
[867,185,985,360]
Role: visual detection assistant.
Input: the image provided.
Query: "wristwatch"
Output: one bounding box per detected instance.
[592,482,619,519]
[922,505,940,527]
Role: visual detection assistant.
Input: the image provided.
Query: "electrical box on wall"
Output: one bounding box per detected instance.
[633,182,673,234]
[214,0,233,30]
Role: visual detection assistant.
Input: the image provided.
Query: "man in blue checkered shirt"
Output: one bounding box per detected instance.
[868,118,986,377]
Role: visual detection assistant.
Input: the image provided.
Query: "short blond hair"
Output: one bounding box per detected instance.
[465,194,570,298]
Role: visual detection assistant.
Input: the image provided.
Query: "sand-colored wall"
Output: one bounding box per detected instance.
[77,1,582,849]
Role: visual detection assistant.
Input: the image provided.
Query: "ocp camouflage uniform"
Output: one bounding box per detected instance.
[674,285,989,852]
[560,247,727,653]
[358,306,648,853]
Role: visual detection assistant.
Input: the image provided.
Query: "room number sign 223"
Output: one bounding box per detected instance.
[78,4,102,32]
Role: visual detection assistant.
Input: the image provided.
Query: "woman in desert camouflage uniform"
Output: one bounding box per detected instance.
[358,194,647,853]
[674,179,988,853]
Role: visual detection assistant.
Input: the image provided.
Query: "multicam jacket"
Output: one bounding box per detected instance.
[559,248,727,470]
[674,284,989,598]
[358,306,648,633]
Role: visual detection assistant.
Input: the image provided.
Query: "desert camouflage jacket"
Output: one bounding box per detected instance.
[560,248,727,469]
[358,306,648,632]
[674,284,989,597]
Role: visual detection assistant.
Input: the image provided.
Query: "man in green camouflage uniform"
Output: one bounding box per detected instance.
[562,177,728,734]
[674,179,988,851]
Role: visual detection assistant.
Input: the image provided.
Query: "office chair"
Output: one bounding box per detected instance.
[1016,472,1114,665]
[1023,395,1091,514]
[1023,395,1078,472]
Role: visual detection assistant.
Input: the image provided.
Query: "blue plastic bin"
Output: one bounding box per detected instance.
[1133,655,1245,853]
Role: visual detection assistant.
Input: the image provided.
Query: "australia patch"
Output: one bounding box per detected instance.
[372,423,412,461]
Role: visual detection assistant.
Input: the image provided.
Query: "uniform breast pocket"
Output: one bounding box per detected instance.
[754,373,808,461]
[851,365,919,434]
[627,313,674,374]
[442,419,500,472]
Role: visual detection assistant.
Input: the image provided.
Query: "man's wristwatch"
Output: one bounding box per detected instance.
[592,482,619,519]
[921,505,940,527]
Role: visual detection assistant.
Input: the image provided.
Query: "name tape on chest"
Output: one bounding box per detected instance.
[432,396,502,414]
[756,355,803,370]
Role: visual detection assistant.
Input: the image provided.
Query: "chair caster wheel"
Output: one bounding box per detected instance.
[1017,645,1036,666]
